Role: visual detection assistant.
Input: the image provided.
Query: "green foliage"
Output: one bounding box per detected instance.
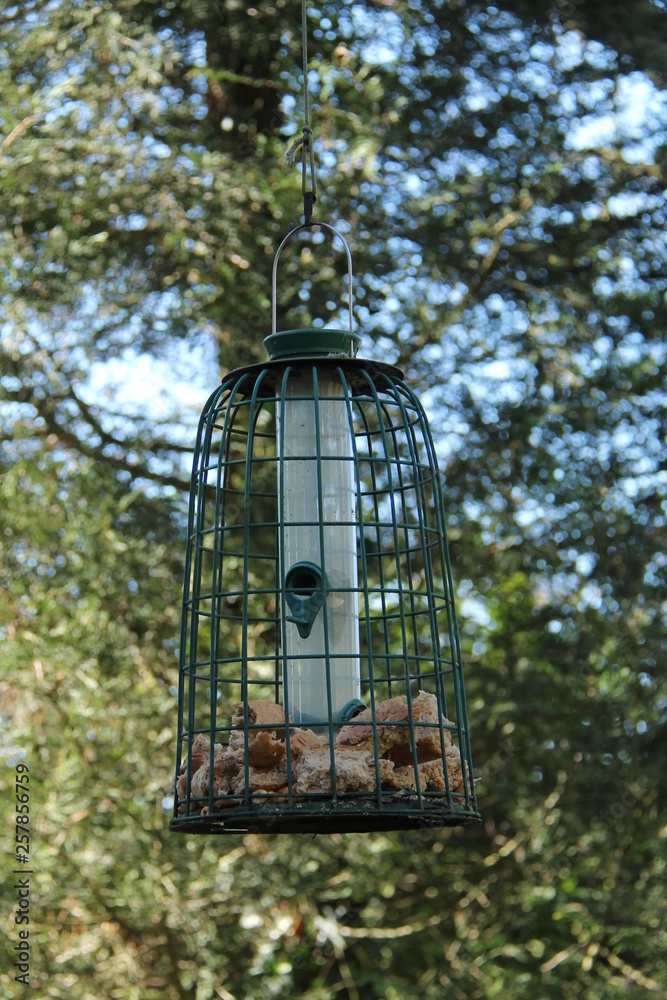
[1,1,666,998]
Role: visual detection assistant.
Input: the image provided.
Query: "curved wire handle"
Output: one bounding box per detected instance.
[271,222,355,349]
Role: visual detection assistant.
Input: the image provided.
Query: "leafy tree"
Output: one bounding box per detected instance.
[1,1,665,998]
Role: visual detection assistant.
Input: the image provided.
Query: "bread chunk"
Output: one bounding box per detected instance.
[418,746,464,793]
[381,764,417,791]
[231,757,289,793]
[379,746,465,794]
[286,728,328,760]
[231,700,287,732]
[294,747,394,794]
[188,748,242,799]
[178,732,215,777]
[228,729,286,768]
[177,737,227,796]
[228,700,289,766]
[335,691,452,765]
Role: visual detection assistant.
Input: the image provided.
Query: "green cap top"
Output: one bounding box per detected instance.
[263,327,361,361]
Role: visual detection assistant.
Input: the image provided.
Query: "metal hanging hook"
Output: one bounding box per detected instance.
[271,222,355,347]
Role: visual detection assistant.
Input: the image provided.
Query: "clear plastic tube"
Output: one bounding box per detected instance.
[279,369,361,726]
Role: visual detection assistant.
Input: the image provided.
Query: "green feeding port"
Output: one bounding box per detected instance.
[284,562,329,639]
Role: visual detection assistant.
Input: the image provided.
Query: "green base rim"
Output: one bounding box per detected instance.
[170,797,481,835]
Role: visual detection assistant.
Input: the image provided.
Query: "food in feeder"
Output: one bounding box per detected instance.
[243,730,287,768]
[190,747,240,799]
[175,693,465,810]
[418,746,464,793]
[176,752,234,800]
[335,691,450,765]
[231,757,289,793]
[231,700,288,732]
[176,736,223,797]
[178,732,212,780]
[229,699,289,764]
[286,727,328,759]
[381,764,418,791]
[377,747,464,794]
[293,747,395,794]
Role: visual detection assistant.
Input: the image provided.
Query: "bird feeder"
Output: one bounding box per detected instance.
[170,223,480,834]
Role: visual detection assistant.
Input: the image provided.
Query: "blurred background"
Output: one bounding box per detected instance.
[0,0,665,997]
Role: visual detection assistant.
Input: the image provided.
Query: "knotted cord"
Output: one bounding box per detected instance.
[285,0,317,223]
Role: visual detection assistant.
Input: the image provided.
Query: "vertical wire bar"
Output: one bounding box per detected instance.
[387,384,446,680]
[203,377,252,812]
[207,391,242,812]
[398,387,447,698]
[350,386,386,782]
[338,368,383,805]
[240,369,272,808]
[404,379,476,808]
[219,393,245,706]
[355,400,393,696]
[181,382,228,816]
[379,385,425,805]
[278,366,295,803]
[379,397,423,690]
[312,366,338,798]
[357,369,423,810]
[174,384,225,818]
[248,397,274,688]
[387,378,455,801]
[273,397,281,707]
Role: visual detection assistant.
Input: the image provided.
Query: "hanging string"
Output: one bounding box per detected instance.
[302,0,310,126]
[285,0,317,223]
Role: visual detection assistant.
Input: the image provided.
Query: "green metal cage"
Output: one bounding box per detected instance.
[170,225,479,835]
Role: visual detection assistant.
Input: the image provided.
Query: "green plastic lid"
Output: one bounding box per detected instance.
[263,327,361,361]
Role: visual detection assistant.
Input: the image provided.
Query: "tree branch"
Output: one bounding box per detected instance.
[3,383,190,491]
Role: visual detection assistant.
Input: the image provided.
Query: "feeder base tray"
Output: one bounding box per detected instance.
[169,797,481,835]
